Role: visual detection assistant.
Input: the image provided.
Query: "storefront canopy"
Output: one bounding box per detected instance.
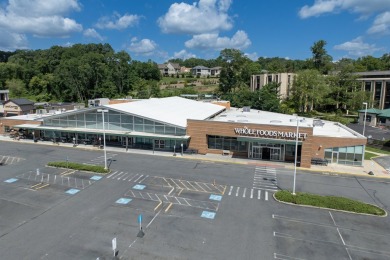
[13,124,190,141]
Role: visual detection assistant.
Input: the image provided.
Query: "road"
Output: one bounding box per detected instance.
[0,142,390,259]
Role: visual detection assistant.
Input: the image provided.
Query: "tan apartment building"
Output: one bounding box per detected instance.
[250,72,295,99]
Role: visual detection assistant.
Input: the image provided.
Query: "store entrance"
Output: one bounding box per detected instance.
[252,146,262,159]
[250,143,284,162]
[262,147,270,160]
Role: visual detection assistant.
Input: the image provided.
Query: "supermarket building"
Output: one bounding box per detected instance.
[0,97,366,168]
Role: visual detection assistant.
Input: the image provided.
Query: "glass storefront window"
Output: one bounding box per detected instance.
[325,146,364,166]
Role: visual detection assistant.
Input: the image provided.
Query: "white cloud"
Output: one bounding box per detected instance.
[172,49,196,60]
[83,28,104,41]
[334,37,382,56]
[6,0,81,17]
[96,13,141,30]
[0,28,28,51]
[368,11,390,34]
[299,0,390,19]
[158,0,233,34]
[0,0,82,37]
[127,38,158,56]
[185,30,251,50]
[244,52,258,61]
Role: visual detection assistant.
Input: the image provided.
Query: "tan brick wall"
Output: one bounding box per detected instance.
[311,136,367,158]
[0,118,42,134]
[187,120,314,168]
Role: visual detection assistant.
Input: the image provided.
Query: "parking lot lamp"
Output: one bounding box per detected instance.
[292,114,300,195]
[97,109,108,170]
[362,102,368,137]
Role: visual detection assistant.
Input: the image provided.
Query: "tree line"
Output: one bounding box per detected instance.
[0,44,161,102]
[1,41,389,114]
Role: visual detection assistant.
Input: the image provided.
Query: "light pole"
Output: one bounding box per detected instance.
[362,102,368,137]
[97,109,108,170]
[292,114,301,195]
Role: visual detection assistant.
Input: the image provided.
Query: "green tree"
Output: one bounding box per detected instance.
[291,69,329,113]
[310,40,333,74]
[218,48,252,93]
[6,78,26,98]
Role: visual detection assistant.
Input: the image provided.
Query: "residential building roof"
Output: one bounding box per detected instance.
[357,108,383,114]
[192,66,209,70]
[6,98,34,106]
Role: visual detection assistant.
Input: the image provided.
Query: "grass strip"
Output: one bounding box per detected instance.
[47,161,109,174]
[365,152,378,160]
[275,190,385,216]
[366,146,390,155]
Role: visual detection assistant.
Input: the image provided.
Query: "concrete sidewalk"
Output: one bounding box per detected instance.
[1,135,389,178]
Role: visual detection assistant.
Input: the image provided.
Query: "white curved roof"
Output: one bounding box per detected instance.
[105,96,225,128]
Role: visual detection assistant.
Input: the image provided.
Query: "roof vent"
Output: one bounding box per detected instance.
[243,106,250,112]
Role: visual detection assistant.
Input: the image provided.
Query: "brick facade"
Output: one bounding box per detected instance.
[187,120,315,168]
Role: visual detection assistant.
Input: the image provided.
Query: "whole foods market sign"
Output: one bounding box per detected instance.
[234,126,308,140]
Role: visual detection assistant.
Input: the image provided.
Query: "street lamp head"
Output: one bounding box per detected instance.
[363,102,367,106]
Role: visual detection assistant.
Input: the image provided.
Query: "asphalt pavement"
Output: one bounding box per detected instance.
[1,140,390,259]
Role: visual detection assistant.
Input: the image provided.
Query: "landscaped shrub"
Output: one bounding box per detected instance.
[47,161,109,174]
[275,190,385,216]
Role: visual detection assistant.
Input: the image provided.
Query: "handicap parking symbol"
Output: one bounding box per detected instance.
[133,184,146,190]
[201,211,216,219]
[65,188,80,195]
[4,178,18,183]
[116,198,132,204]
[90,176,102,181]
[209,194,222,201]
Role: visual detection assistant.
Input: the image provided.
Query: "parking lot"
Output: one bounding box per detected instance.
[0,142,390,259]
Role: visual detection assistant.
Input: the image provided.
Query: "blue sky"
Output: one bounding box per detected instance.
[0,0,389,63]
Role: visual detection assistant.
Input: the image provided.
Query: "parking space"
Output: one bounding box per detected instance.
[3,167,102,194]
[273,209,390,260]
[112,177,222,221]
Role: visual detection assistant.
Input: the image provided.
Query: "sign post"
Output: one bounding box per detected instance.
[138,214,142,230]
[112,237,117,256]
[137,214,145,238]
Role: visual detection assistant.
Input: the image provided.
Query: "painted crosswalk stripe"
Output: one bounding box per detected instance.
[122,173,133,180]
[243,188,246,198]
[117,172,127,180]
[250,189,254,199]
[228,186,233,196]
[128,173,139,182]
[107,171,118,178]
[134,174,144,183]
[235,187,240,197]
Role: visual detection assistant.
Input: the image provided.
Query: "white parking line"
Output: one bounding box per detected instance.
[194,182,207,192]
[274,253,306,260]
[138,175,149,183]
[243,188,247,198]
[258,190,261,199]
[265,191,268,201]
[250,189,254,199]
[228,186,233,196]
[235,187,240,197]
